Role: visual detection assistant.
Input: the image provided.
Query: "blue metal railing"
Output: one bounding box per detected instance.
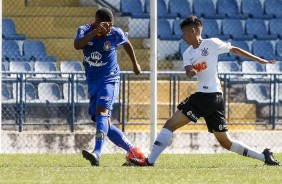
[1,71,282,132]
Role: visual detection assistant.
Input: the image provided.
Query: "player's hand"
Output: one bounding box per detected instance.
[190,69,197,77]
[257,58,276,64]
[133,63,141,75]
[97,22,113,36]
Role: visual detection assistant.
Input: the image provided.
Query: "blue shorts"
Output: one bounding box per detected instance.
[87,78,120,120]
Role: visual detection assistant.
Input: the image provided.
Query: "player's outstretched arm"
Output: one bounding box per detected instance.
[123,41,141,75]
[229,46,276,64]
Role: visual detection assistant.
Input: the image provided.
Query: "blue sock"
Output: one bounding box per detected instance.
[107,125,134,151]
[93,115,109,158]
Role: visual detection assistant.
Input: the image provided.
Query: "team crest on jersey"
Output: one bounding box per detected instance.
[103,41,111,51]
[84,51,108,67]
[201,48,209,56]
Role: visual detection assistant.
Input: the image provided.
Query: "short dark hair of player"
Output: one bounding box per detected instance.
[95,8,114,22]
[180,16,203,30]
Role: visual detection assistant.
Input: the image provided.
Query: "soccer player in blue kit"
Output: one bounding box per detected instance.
[74,8,145,166]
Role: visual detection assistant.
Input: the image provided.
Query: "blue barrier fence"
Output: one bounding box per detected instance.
[1,71,282,132]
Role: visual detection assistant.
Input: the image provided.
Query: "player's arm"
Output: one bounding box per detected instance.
[123,41,141,75]
[229,46,276,64]
[74,29,99,50]
[185,65,197,78]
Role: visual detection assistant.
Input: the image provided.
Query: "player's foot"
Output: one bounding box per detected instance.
[82,150,100,166]
[262,148,280,166]
[122,147,147,166]
[130,158,154,167]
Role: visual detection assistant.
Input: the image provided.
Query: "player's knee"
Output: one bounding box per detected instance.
[218,139,232,150]
[163,119,176,132]
[95,130,105,140]
[96,106,109,116]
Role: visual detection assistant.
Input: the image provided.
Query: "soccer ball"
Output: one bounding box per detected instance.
[123,147,146,166]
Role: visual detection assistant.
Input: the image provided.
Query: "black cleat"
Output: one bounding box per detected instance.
[82,150,100,166]
[130,158,154,167]
[263,148,280,166]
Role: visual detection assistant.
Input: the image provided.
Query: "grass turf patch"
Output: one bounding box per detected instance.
[1,153,282,184]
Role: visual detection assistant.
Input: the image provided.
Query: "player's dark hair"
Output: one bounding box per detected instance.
[95,8,114,22]
[180,16,202,30]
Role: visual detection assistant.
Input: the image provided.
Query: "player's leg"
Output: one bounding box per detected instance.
[130,96,199,166]
[205,93,280,165]
[100,80,135,151]
[213,131,279,165]
[82,105,108,166]
[130,110,192,166]
[148,110,192,164]
[82,85,101,166]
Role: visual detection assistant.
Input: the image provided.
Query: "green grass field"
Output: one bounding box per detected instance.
[1,153,282,184]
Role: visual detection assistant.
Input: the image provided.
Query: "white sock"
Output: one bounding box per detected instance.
[148,128,173,164]
[230,140,265,162]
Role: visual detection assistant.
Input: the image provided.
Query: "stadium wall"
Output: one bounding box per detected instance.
[2,131,282,154]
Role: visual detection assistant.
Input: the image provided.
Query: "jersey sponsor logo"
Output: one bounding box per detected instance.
[103,41,111,51]
[88,42,93,46]
[219,124,227,130]
[201,47,209,56]
[100,96,109,101]
[192,61,207,72]
[187,111,199,121]
[84,51,108,67]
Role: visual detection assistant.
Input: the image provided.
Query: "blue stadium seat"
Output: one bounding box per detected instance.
[242,61,266,79]
[173,19,182,38]
[34,61,57,78]
[218,53,237,61]
[156,19,180,40]
[279,84,282,103]
[218,61,241,78]
[13,83,36,102]
[23,40,56,62]
[221,19,253,40]
[201,19,229,40]
[231,41,250,61]
[2,62,7,78]
[38,83,63,103]
[168,0,191,19]
[269,19,282,38]
[2,83,15,103]
[241,0,273,19]
[60,61,83,78]
[2,40,26,61]
[217,0,248,19]
[120,0,149,18]
[2,18,26,40]
[276,41,282,58]
[252,41,277,60]
[9,61,33,78]
[193,0,225,19]
[179,39,189,57]
[246,83,271,105]
[265,0,282,18]
[245,19,277,40]
[266,61,282,79]
[63,83,88,103]
[145,0,178,19]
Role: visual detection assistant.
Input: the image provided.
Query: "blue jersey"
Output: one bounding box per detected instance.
[75,23,128,82]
